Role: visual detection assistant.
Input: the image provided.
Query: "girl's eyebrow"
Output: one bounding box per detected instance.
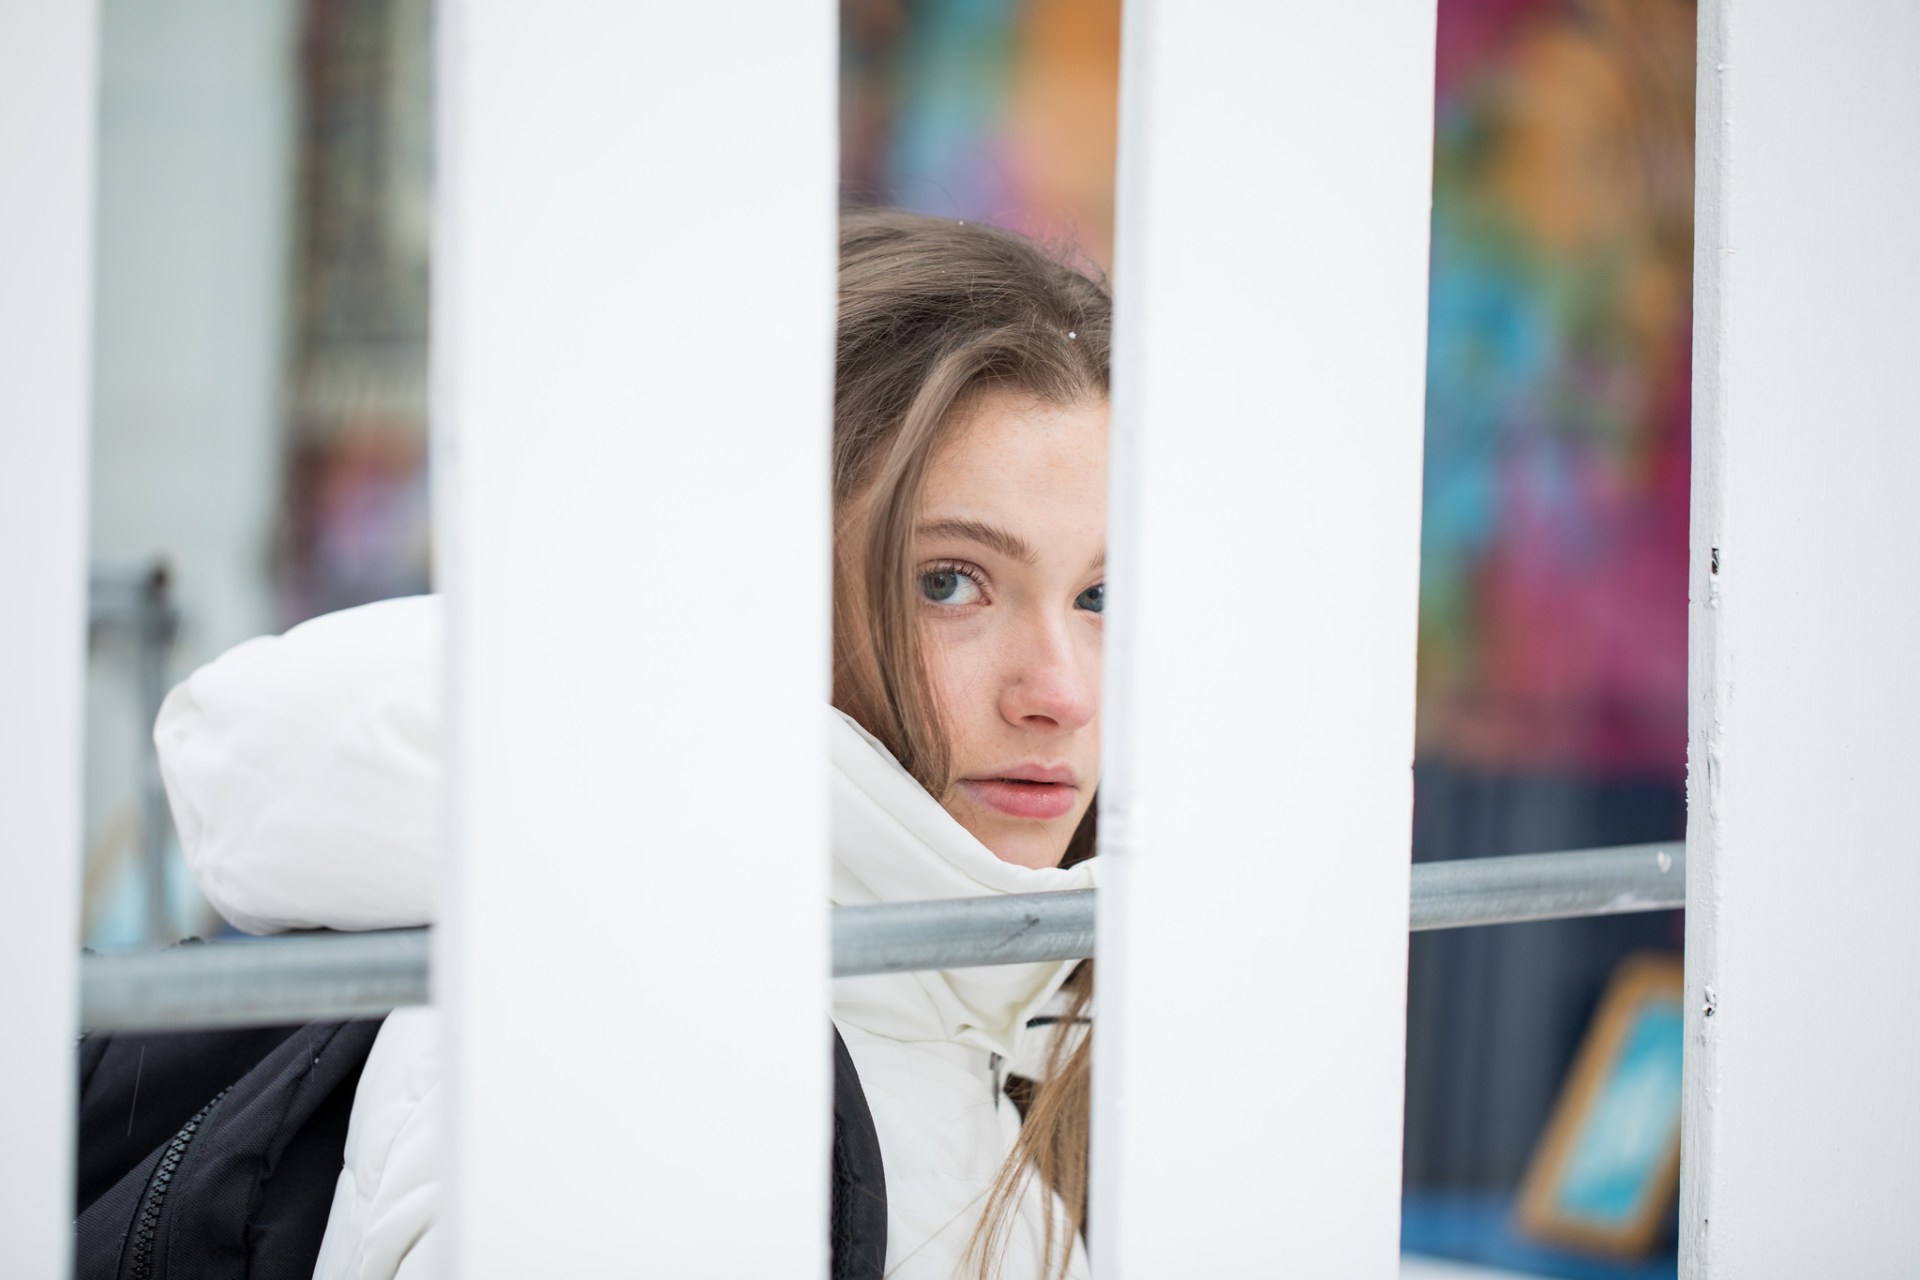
[916,517,1037,566]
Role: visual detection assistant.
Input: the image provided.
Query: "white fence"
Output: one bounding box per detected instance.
[2,2,101,1274]
[433,3,838,1274]
[9,0,1920,1274]
[1682,1,1920,1275]
[1093,2,1435,1272]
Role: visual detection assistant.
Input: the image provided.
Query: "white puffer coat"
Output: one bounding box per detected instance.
[154,595,1094,1279]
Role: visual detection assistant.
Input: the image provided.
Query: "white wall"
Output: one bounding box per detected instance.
[1683,1,1920,1274]
[84,0,298,942]
[0,1,99,1270]
[1094,1,1436,1273]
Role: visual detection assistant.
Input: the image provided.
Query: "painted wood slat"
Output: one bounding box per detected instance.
[1094,2,1438,1274]
[1683,2,1920,1274]
[0,1,100,1274]
[433,4,837,1274]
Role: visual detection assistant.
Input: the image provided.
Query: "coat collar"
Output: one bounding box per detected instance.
[828,708,1097,1060]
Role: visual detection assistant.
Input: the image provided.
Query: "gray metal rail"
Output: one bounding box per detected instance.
[80,841,1684,1033]
[1410,842,1684,932]
[85,929,430,1033]
[835,888,1098,979]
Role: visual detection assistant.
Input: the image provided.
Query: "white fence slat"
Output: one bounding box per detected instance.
[434,4,837,1273]
[1094,2,1437,1274]
[0,0,99,1272]
[1683,2,1920,1274]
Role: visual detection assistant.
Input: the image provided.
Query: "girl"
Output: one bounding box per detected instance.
[157,209,1110,1278]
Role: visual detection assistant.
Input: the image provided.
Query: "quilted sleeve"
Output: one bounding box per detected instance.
[154,594,442,935]
[313,1008,444,1280]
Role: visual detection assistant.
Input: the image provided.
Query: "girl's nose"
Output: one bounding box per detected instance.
[999,614,1098,732]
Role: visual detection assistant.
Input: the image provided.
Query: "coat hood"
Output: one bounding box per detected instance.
[829,709,1095,1060]
[155,595,442,936]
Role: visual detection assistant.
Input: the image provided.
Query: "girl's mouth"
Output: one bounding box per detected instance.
[959,777,1078,820]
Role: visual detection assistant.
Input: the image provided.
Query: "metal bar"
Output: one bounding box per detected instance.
[1410,842,1684,931]
[134,566,177,945]
[833,888,1097,979]
[83,930,430,1033]
[83,929,431,1033]
[79,842,1685,1034]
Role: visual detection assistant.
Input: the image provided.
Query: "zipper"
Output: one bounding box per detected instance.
[124,1087,230,1280]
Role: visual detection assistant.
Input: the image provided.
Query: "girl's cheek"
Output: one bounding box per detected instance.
[929,629,1003,725]
[921,631,975,718]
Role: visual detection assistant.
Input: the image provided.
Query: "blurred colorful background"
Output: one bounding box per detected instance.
[1421,0,1694,782]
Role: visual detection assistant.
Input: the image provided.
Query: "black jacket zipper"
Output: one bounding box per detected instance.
[123,1087,230,1280]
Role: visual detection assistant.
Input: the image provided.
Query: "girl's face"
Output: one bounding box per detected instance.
[914,390,1108,869]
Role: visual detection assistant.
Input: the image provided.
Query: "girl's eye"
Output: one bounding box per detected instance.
[920,568,984,606]
[1076,583,1105,614]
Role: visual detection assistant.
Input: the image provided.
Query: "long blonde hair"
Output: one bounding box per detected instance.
[832,208,1107,1278]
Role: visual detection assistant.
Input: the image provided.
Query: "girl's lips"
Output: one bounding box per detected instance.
[960,777,1078,820]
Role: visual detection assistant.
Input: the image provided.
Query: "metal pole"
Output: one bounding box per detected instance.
[834,888,1097,978]
[135,563,176,945]
[79,842,1685,1034]
[88,558,179,946]
[1410,842,1684,931]
[84,929,429,1032]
